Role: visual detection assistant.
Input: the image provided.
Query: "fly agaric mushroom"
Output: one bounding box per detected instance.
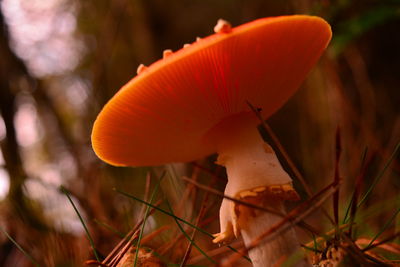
[92,15,331,266]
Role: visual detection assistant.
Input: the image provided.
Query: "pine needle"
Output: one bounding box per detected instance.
[60,186,100,262]
[357,143,400,209]
[0,227,41,267]
[165,201,216,264]
[114,188,250,262]
[134,172,164,267]
[364,206,400,250]
[343,147,369,224]
[94,219,125,238]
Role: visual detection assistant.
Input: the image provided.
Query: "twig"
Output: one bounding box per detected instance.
[247,101,336,225]
[247,101,312,196]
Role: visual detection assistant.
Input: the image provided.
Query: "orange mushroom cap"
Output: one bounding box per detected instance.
[92,15,332,166]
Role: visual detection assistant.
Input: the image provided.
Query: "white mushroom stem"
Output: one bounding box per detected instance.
[212,119,307,266]
[239,201,307,267]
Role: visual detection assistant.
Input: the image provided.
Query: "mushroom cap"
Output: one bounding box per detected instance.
[92,15,332,166]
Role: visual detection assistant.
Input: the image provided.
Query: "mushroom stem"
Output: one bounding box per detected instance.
[212,116,306,265]
[240,200,307,267]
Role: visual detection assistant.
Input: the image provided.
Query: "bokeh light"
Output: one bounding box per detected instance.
[1,0,84,77]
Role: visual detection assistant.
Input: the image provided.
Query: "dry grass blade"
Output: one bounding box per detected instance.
[166,200,216,265]
[179,175,213,266]
[179,205,206,266]
[101,200,162,266]
[141,225,170,245]
[157,214,218,258]
[333,127,341,227]
[358,233,400,253]
[339,233,388,266]
[110,226,169,267]
[342,147,369,224]
[172,167,199,220]
[115,189,212,237]
[348,152,374,237]
[138,172,152,219]
[108,229,140,267]
[115,188,249,261]
[357,143,400,209]
[364,206,400,250]
[133,173,164,267]
[85,260,109,266]
[363,253,396,266]
[304,224,351,249]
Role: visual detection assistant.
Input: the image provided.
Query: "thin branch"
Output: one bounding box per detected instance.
[246,101,313,196]
[247,101,336,225]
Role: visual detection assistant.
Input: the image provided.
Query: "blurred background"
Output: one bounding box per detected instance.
[0,0,399,266]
